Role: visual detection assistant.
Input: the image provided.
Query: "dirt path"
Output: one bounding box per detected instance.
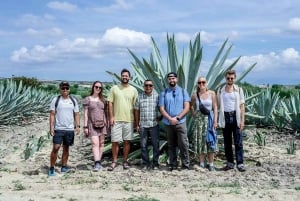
[0,118,299,201]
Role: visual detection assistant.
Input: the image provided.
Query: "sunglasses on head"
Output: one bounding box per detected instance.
[198,81,206,84]
[94,86,102,89]
[144,84,153,87]
[226,77,234,80]
[61,87,69,90]
[172,90,176,98]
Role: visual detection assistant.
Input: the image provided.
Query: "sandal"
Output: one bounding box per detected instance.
[123,161,130,170]
[107,161,117,171]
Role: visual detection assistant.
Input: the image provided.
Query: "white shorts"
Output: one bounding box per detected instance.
[110,122,134,142]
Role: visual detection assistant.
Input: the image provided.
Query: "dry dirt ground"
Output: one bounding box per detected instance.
[0,117,300,201]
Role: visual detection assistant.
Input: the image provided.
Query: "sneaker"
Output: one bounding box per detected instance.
[48,168,55,176]
[168,166,178,171]
[223,162,234,171]
[93,163,103,172]
[199,163,205,168]
[208,165,216,172]
[153,165,160,170]
[141,164,151,171]
[61,166,70,173]
[237,164,246,172]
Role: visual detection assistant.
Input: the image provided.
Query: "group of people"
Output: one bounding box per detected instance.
[48,68,246,176]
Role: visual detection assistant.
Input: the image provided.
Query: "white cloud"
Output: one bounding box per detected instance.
[288,18,300,31]
[93,0,133,13]
[229,48,300,73]
[47,1,78,12]
[10,27,151,63]
[25,27,63,36]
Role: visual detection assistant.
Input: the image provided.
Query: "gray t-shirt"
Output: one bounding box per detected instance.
[50,96,79,131]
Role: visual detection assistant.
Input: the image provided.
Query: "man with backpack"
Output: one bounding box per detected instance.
[48,81,80,176]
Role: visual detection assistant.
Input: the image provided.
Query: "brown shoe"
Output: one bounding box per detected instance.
[107,161,117,171]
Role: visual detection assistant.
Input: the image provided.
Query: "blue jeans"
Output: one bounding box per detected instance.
[140,125,160,166]
[222,112,244,165]
[165,123,190,168]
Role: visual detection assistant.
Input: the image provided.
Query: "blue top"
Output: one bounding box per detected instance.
[158,86,190,125]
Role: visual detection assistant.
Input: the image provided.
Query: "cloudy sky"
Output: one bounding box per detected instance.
[0,0,300,85]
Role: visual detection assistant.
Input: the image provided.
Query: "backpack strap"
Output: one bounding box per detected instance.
[55,95,76,111]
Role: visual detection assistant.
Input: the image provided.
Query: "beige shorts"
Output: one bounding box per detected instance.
[110,122,134,142]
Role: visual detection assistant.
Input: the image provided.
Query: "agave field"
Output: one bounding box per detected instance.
[0,33,298,161]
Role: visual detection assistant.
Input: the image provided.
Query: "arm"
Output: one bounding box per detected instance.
[190,94,196,117]
[49,110,55,136]
[74,112,80,135]
[134,109,140,133]
[109,101,114,126]
[177,101,190,120]
[240,103,245,130]
[211,91,218,129]
[83,106,89,136]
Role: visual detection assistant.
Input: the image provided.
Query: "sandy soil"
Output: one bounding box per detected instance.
[0,117,300,201]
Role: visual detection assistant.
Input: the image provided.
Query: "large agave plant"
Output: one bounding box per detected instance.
[106,33,256,160]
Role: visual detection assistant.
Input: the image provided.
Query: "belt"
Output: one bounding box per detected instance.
[224,111,236,115]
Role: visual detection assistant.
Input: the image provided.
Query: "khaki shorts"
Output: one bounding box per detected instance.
[110,122,134,142]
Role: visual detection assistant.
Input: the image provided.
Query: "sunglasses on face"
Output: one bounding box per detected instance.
[94,86,102,89]
[61,87,69,90]
[198,81,206,85]
[144,84,153,87]
[226,77,235,81]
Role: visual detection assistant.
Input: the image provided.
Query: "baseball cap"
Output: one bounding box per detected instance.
[167,72,177,78]
[59,81,70,88]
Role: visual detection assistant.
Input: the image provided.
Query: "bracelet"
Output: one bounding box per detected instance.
[83,126,88,129]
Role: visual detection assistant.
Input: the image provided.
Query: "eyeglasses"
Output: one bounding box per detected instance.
[94,86,102,89]
[197,81,206,85]
[61,87,69,90]
[226,77,234,81]
[172,90,176,98]
[144,84,153,87]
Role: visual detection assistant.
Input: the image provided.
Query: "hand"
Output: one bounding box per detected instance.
[170,116,178,125]
[75,127,80,135]
[50,128,55,136]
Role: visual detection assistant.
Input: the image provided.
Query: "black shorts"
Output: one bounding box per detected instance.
[53,130,74,146]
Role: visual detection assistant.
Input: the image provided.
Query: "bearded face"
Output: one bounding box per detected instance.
[168,77,177,87]
[121,72,130,84]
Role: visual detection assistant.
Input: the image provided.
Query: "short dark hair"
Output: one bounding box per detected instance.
[121,68,131,77]
[225,70,236,77]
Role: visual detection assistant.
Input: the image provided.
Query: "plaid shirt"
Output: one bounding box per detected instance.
[134,91,160,128]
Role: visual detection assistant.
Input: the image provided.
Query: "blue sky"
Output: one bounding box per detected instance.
[0,0,300,85]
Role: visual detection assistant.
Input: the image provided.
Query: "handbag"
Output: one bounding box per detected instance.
[92,111,105,129]
[197,93,210,115]
[92,120,105,129]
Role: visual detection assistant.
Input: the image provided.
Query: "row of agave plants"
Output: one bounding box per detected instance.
[0,79,53,125]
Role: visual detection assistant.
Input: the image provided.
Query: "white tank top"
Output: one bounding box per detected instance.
[196,92,212,110]
[222,91,235,112]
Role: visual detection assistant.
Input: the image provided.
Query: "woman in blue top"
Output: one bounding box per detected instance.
[190,77,218,171]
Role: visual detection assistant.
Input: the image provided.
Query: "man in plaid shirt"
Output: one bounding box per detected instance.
[134,79,161,170]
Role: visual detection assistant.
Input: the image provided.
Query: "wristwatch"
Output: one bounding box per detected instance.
[176,117,180,121]
[75,125,80,128]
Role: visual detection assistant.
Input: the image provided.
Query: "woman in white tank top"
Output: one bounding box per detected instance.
[190,77,218,171]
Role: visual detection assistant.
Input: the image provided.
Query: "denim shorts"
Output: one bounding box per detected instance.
[53,130,74,146]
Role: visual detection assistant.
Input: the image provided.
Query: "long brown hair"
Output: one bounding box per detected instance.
[90,81,105,103]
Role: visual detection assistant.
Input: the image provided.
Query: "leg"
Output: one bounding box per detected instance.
[140,127,150,166]
[233,127,244,165]
[166,125,178,168]
[50,144,61,167]
[111,142,119,163]
[222,126,234,164]
[91,136,100,162]
[150,125,160,167]
[61,145,69,167]
[176,123,190,168]
[98,135,105,161]
[123,140,130,162]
